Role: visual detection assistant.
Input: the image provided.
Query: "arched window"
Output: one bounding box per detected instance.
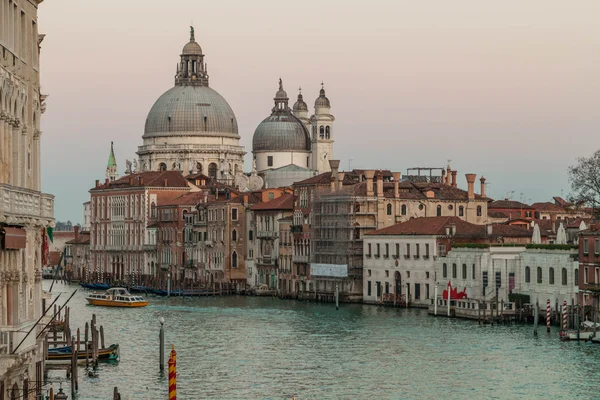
[562,268,567,285]
[325,126,330,139]
[386,203,392,215]
[472,264,476,279]
[319,125,325,138]
[196,162,203,173]
[159,163,167,172]
[476,206,482,217]
[436,205,442,216]
[537,267,542,284]
[232,251,238,268]
[208,163,218,180]
[443,263,447,278]
[462,264,467,279]
[401,204,407,215]
[525,266,530,283]
[549,267,555,285]
[232,229,237,242]
[459,206,464,217]
[452,263,457,279]
[150,202,156,218]
[575,269,579,285]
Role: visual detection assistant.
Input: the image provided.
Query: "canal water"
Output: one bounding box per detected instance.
[44,282,600,399]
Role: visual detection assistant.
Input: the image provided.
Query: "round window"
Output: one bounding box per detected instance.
[448,205,454,210]
[418,204,424,210]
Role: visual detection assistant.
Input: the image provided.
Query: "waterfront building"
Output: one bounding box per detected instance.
[278,216,294,295]
[252,80,335,187]
[363,217,531,306]
[435,245,578,307]
[250,193,294,289]
[89,171,193,283]
[577,227,600,308]
[487,199,535,221]
[0,0,55,395]
[137,28,246,184]
[82,200,91,231]
[65,226,90,281]
[532,197,591,221]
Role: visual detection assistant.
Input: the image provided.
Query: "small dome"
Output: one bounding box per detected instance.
[144,86,238,137]
[293,92,308,112]
[314,87,331,109]
[182,40,203,56]
[253,114,310,152]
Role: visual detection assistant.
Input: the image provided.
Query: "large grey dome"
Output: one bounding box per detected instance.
[144,86,239,137]
[253,114,310,152]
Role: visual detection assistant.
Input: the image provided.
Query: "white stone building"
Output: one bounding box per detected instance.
[0,0,55,395]
[137,28,246,184]
[252,80,334,187]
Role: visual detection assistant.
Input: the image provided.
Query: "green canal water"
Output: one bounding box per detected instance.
[44,282,600,400]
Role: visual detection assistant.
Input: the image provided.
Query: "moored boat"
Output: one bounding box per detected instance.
[47,343,120,361]
[86,288,148,307]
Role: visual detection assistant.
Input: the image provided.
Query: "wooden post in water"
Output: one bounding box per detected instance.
[100,326,105,350]
[84,322,89,367]
[70,336,77,397]
[571,298,575,330]
[534,299,539,336]
[483,301,486,323]
[478,302,481,325]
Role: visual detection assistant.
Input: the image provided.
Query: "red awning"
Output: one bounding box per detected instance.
[2,227,26,249]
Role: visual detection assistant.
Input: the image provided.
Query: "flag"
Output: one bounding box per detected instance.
[46,226,54,243]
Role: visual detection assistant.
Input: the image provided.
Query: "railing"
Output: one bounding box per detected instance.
[0,321,37,356]
[0,184,54,220]
[204,240,214,247]
[137,144,245,153]
[293,255,309,263]
[257,231,278,239]
[257,258,277,266]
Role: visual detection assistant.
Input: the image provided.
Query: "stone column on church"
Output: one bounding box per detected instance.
[20,126,27,188]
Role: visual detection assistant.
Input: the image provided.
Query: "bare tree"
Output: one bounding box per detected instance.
[568,149,600,216]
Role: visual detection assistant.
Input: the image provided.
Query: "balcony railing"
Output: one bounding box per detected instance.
[0,321,37,356]
[257,231,278,239]
[137,143,245,154]
[257,258,277,266]
[293,255,309,263]
[0,184,54,221]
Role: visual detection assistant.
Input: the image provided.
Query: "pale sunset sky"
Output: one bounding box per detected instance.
[37,0,600,223]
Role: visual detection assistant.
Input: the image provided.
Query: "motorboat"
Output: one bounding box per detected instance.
[86,288,148,308]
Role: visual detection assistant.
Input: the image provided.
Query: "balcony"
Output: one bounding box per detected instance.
[0,184,54,223]
[257,231,278,239]
[204,240,214,247]
[0,321,37,357]
[293,255,309,263]
[137,143,245,155]
[257,257,277,266]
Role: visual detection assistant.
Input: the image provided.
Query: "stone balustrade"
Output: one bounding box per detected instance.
[0,184,55,224]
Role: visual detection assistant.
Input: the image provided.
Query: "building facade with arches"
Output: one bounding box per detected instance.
[0,0,55,396]
[137,28,245,184]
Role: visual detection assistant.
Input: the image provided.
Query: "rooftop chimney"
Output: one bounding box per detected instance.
[466,174,476,200]
[441,169,446,185]
[330,176,336,192]
[129,175,133,186]
[486,224,492,236]
[376,171,384,197]
[392,172,401,198]
[365,170,375,197]
[243,194,249,207]
[164,179,168,187]
[480,176,486,198]
[337,172,345,191]
[329,160,340,192]
[95,179,100,188]
[105,178,110,188]
[139,177,144,186]
[74,225,80,238]
[451,171,457,188]
[447,166,452,184]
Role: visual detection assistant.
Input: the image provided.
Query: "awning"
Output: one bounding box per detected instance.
[2,227,26,249]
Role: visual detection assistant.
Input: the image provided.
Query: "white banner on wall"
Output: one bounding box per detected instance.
[310,264,348,278]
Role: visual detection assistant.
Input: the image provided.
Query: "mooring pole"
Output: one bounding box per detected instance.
[335,284,339,310]
[534,299,539,336]
[159,317,165,372]
[434,283,438,316]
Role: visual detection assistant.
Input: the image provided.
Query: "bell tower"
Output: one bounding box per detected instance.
[310,83,335,174]
[106,141,118,182]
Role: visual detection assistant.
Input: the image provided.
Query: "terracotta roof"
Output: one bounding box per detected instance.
[488,200,533,209]
[366,216,530,238]
[66,232,90,245]
[161,191,206,206]
[293,172,356,186]
[250,193,294,211]
[91,171,190,191]
[488,211,509,218]
[553,196,568,207]
[531,202,564,212]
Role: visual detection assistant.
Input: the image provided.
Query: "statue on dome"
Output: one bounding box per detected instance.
[133,159,138,173]
[125,159,132,174]
[190,26,195,42]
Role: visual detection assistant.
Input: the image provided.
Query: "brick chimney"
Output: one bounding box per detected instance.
[139,177,144,186]
[451,171,457,188]
[365,170,375,197]
[164,179,168,187]
[447,166,452,184]
[337,172,345,191]
[480,176,486,198]
[465,174,476,200]
[329,160,340,192]
[392,172,401,198]
[95,179,100,188]
[105,178,110,188]
[376,171,384,197]
[441,169,446,185]
[74,225,80,238]
[330,176,336,192]
[243,194,248,207]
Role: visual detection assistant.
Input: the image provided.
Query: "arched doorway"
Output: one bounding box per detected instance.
[394,271,402,296]
[159,162,167,172]
[10,383,18,400]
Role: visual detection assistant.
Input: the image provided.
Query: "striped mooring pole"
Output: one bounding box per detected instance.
[168,344,177,400]
[546,299,551,332]
[562,300,568,330]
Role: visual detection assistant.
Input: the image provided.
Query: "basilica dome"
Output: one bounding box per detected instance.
[143,86,239,138]
[252,79,310,152]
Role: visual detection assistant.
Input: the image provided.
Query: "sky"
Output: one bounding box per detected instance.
[37,0,600,223]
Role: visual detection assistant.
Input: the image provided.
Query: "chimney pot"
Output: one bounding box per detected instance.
[465,174,476,200]
[451,171,457,188]
[330,176,336,192]
[95,179,100,188]
[74,225,80,238]
[337,172,345,190]
[392,172,401,198]
[480,176,486,198]
[365,170,375,197]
